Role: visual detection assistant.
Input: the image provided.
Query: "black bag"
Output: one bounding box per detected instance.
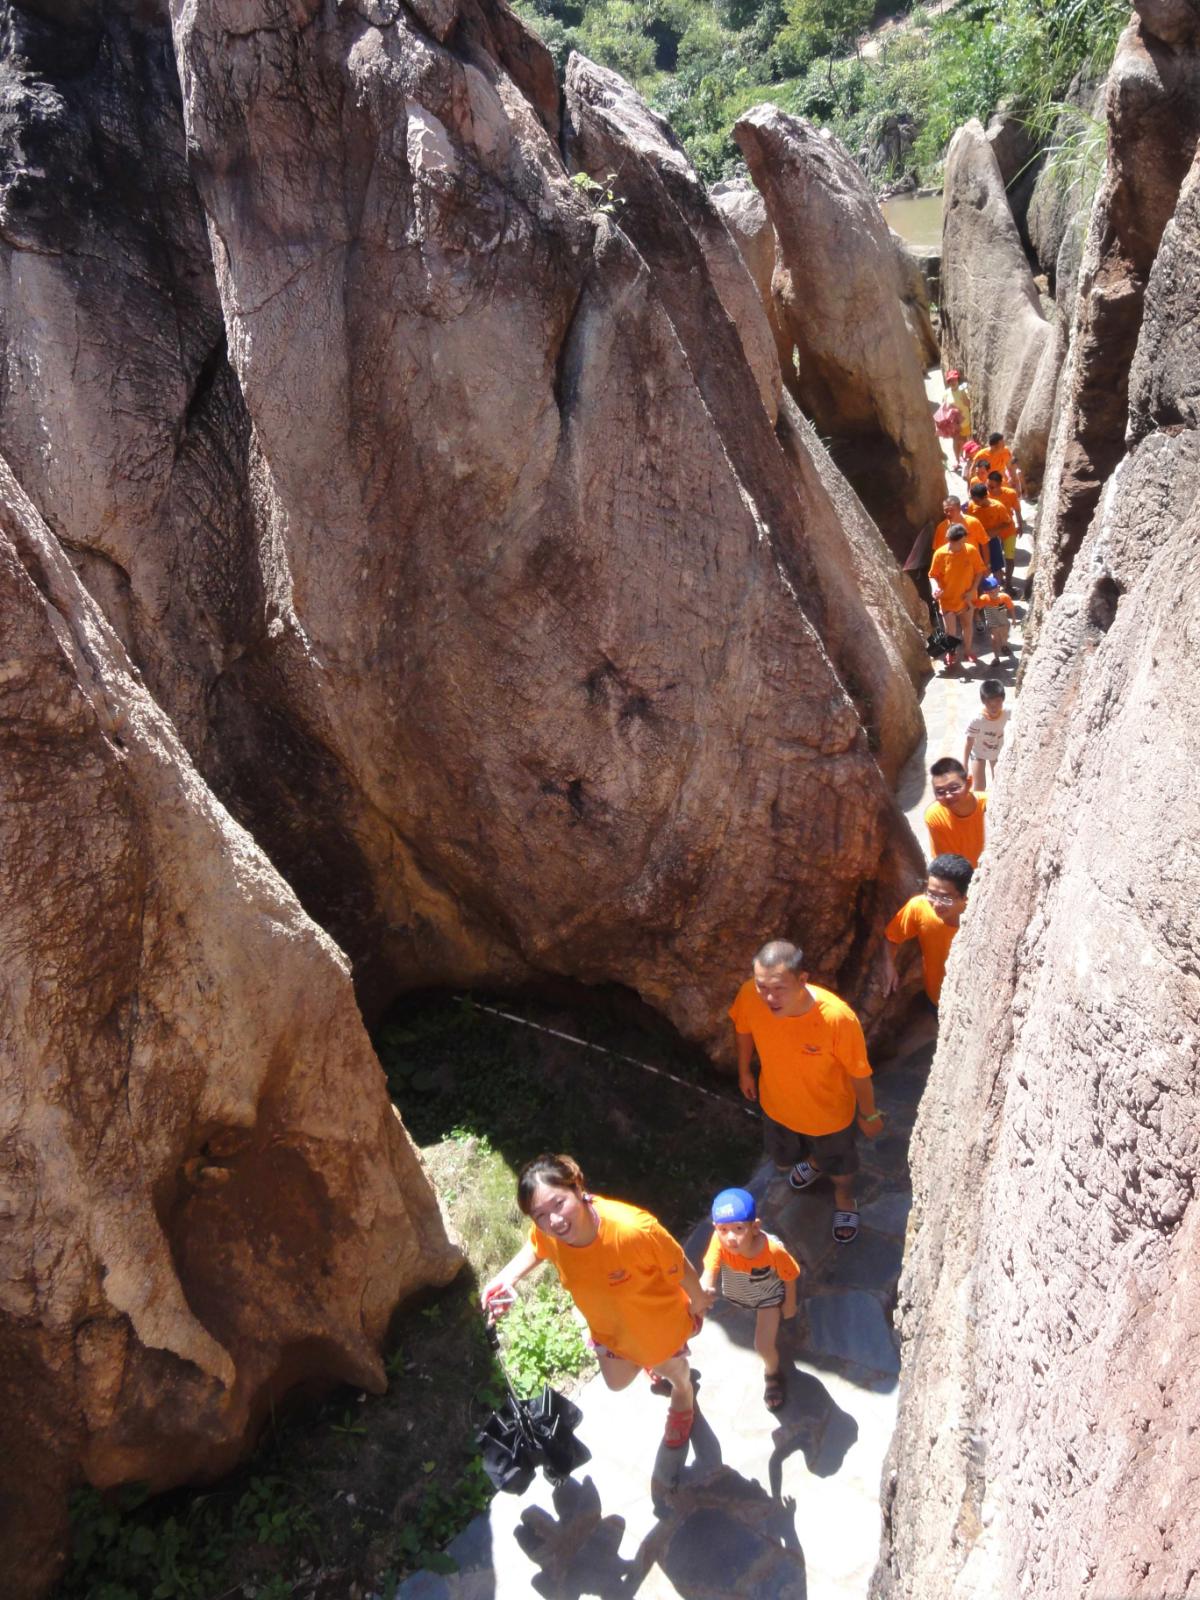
[477,1331,590,1493]
[926,603,957,660]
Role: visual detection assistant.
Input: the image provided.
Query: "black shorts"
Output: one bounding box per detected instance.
[761,1111,859,1176]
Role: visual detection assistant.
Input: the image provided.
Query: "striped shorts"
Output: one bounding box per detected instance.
[720,1263,785,1311]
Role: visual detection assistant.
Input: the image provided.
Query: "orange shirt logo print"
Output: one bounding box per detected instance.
[608,1268,631,1285]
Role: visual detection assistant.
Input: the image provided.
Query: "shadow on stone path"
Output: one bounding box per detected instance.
[398,1012,936,1600]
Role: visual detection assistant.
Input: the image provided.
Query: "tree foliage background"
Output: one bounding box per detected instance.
[512,0,1130,183]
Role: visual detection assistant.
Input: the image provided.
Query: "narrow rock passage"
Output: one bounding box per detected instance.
[399,374,1035,1600]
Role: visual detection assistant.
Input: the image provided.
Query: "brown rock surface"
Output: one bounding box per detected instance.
[563,54,929,784]
[709,178,792,377]
[0,461,461,1597]
[874,138,1200,1600]
[891,232,941,370]
[1029,3,1200,634]
[734,106,947,564]
[940,119,1060,491]
[160,4,926,1047]
[0,0,927,1052]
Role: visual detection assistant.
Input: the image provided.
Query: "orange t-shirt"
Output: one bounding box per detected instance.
[990,483,1021,525]
[973,590,1015,616]
[933,513,988,558]
[729,981,872,1135]
[986,443,1013,478]
[967,495,1015,537]
[530,1195,693,1366]
[929,543,986,610]
[886,894,959,1004]
[968,457,992,485]
[924,791,988,868]
[702,1228,800,1282]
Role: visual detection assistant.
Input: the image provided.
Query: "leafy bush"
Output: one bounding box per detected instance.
[499,1277,595,1397]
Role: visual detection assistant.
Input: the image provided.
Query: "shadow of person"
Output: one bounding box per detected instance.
[768,1366,859,1493]
[515,1435,808,1597]
[637,1463,806,1598]
[514,1474,636,1599]
[650,1403,725,1510]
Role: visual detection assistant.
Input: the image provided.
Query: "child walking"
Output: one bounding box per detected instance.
[699,1188,799,1412]
[964,679,1010,790]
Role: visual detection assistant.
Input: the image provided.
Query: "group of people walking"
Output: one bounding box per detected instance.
[482,366,1020,1461]
[931,370,1024,670]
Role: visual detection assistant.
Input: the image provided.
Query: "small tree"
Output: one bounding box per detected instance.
[785,0,874,84]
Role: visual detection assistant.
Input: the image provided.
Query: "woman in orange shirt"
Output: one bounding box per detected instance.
[482,1153,708,1449]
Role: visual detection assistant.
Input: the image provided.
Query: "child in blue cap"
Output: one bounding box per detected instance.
[698,1187,800,1411]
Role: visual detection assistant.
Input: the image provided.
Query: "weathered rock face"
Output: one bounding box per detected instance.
[891,232,941,370]
[734,106,947,565]
[709,178,792,377]
[35,0,913,1053]
[1030,2,1200,634]
[984,105,1042,254]
[0,462,461,1598]
[874,120,1200,1600]
[563,55,929,785]
[940,119,1061,491]
[1026,77,1107,295]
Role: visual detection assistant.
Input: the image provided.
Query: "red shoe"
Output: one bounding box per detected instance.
[663,1407,694,1449]
[963,652,979,664]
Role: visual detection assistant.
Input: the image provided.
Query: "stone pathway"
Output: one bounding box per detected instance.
[399,377,1035,1600]
[399,1007,934,1600]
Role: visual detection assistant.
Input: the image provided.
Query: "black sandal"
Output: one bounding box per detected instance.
[764,1371,786,1412]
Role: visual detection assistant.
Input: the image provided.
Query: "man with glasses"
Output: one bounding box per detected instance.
[882,853,974,1011]
[924,757,987,867]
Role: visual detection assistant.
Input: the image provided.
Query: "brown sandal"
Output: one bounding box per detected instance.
[764,1371,786,1412]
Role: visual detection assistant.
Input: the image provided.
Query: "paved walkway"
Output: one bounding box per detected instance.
[399,1023,928,1600]
[399,379,1034,1600]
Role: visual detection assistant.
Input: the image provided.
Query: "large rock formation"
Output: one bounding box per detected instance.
[562,55,929,785]
[709,178,792,377]
[734,106,947,566]
[940,119,1061,491]
[873,111,1200,1600]
[1026,77,1107,296]
[0,462,461,1598]
[0,0,927,1059]
[1030,2,1200,633]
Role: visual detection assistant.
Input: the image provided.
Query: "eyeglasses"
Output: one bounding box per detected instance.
[925,889,959,905]
[932,782,967,799]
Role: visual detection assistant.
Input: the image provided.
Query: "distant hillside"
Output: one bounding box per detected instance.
[512,0,1129,183]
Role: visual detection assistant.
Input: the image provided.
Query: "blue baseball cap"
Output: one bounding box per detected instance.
[979,575,999,592]
[711,1187,756,1224]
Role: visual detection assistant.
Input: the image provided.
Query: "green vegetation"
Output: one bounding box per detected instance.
[513,0,1128,183]
[63,992,757,1597]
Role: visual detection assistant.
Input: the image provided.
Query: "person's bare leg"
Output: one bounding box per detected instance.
[754,1306,782,1377]
[963,606,976,656]
[832,1173,856,1212]
[970,759,986,790]
[596,1352,640,1392]
[649,1351,694,1414]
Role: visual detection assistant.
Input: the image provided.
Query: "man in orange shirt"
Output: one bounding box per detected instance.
[924,758,987,867]
[986,431,1022,495]
[968,481,1014,579]
[987,470,1022,590]
[883,853,973,1011]
[930,525,986,667]
[731,939,881,1244]
[933,494,988,559]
